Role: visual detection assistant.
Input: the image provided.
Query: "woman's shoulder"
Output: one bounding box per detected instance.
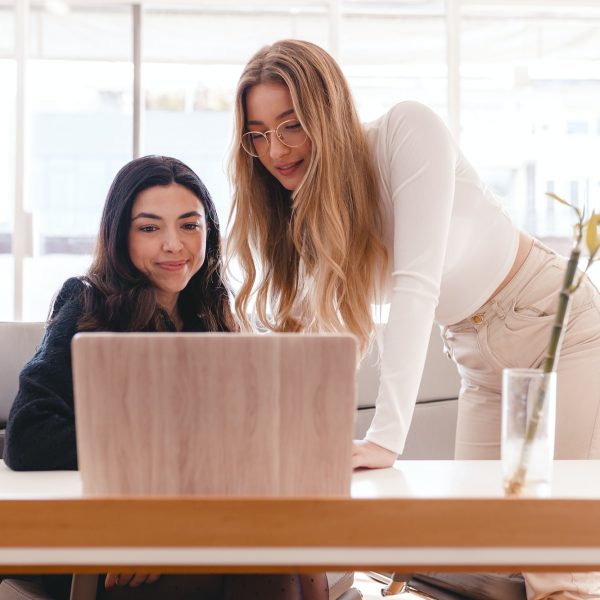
[381,101,448,133]
[46,277,92,332]
[50,277,91,318]
[25,279,87,366]
[366,101,453,160]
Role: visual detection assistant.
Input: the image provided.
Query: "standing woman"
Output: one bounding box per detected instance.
[228,40,600,599]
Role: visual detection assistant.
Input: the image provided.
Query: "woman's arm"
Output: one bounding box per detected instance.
[359,102,457,466]
[4,278,84,471]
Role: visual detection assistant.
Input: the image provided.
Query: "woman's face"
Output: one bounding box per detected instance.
[244,82,312,191]
[128,183,207,311]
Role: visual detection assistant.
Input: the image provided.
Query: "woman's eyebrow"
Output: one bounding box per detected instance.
[132,212,161,221]
[131,211,204,221]
[247,108,295,126]
[178,211,204,219]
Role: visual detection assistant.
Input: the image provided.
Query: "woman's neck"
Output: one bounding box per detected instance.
[170,310,183,331]
[156,292,182,331]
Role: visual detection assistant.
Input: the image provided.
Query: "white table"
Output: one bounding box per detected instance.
[1,459,600,573]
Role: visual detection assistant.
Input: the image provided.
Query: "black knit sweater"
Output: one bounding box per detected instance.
[4,277,206,471]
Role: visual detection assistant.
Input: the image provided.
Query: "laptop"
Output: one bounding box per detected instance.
[71,333,356,497]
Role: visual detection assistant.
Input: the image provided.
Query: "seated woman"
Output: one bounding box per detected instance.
[6,155,235,472]
[4,155,328,600]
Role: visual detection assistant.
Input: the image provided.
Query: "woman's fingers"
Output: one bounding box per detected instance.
[352,439,397,469]
[127,574,149,588]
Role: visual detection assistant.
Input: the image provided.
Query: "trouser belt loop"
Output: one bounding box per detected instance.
[491,299,506,320]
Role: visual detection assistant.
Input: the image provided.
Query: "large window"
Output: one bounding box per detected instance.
[141,6,329,224]
[460,3,600,244]
[0,5,15,319]
[5,0,600,320]
[23,4,132,319]
[342,2,447,121]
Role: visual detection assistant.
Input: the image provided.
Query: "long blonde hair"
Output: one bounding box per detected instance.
[228,39,388,354]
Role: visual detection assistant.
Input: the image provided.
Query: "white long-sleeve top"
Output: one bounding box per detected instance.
[364,101,520,454]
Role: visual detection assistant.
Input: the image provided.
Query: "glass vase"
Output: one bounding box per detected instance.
[501,368,556,497]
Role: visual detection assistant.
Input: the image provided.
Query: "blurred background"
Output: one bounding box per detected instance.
[1,0,599,320]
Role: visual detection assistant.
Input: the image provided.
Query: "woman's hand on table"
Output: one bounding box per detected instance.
[352,439,397,469]
[105,573,161,589]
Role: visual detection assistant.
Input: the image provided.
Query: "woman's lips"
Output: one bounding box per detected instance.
[276,160,303,176]
[157,260,187,271]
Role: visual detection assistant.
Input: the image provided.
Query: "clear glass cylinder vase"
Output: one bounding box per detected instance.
[501,368,556,497]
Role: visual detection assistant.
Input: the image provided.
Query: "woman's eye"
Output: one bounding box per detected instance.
[249,132,264,140]
[139,225,157,233]
[284,121,302,131]
[182,222,201,231]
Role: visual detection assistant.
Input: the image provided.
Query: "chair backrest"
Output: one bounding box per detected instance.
[357,325,460,408]
[0,322,46,424]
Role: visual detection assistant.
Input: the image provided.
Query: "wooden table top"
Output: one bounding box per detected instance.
[2,460,600,573]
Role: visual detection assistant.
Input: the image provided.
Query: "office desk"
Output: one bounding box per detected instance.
[1,460,600,574]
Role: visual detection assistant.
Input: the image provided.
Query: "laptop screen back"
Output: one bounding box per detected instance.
[72,333,356,497]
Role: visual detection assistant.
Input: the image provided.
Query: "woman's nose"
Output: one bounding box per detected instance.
[162,231,184,252]
[268,134,290,160]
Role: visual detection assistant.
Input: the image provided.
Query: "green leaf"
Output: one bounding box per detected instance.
[546,192,583,223]
[586,212,600,255]
[545,192,573,209]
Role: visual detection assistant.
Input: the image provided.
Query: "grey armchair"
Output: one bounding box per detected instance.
[0,578,55,600]
[0,321,48,599]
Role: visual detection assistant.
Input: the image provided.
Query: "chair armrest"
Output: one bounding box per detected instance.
[69,574,98,600]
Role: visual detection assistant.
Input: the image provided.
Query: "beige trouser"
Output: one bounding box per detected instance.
[442,239,600,600]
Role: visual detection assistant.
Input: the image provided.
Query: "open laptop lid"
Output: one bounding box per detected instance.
[72,333,356,497]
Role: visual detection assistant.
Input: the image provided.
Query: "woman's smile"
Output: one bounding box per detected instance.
[275,160,304,177]
[157,260,188,272]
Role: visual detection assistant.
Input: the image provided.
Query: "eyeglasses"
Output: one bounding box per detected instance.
[241,119,308,158]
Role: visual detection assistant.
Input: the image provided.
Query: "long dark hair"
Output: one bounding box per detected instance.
[78,155,235,332]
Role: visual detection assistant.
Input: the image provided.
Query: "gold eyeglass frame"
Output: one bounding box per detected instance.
[241,119,308,158]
